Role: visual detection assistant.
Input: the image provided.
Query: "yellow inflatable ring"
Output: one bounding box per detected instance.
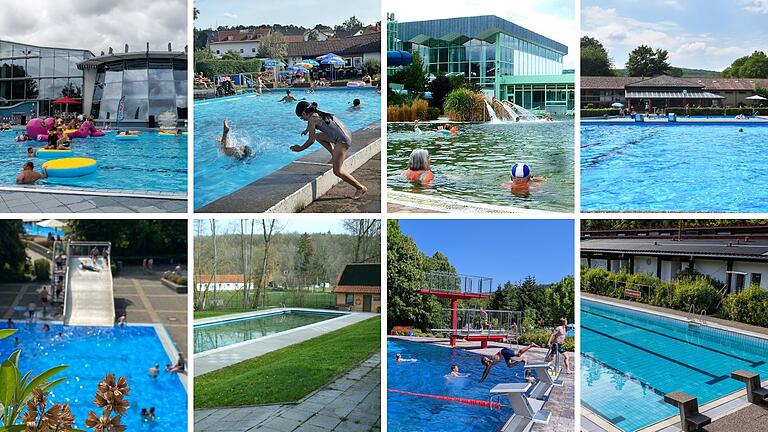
[43,157,98,177]
[63,129,77,134]
[116,134,139,140]
[36,148,74,160]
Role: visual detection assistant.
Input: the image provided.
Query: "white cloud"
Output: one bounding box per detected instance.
[222,12,238,19]
[662,0,684,10]
[742,0,768,13]
[0,0,187,54]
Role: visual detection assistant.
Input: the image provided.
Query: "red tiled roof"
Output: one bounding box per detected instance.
[195,275,248,283]
[217,29,271,42]
[285,35,305,43]
[334,285,381,294]
[287,33,380,58]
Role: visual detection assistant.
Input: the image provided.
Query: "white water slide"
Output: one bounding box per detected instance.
[63,242,115,327]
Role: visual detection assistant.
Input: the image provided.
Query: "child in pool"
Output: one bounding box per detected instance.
[501,163,546,192]
[348,98,362,111]
[446,364,469,378]
[395,353,417,363]
[217,119,252,160]
[27,147,35,157]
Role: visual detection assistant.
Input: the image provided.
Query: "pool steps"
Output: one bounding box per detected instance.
[490,382,551,432]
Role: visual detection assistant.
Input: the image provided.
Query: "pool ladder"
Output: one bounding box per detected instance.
[687,305,708,328]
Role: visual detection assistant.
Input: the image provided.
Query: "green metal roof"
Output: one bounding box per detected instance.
[497,74,575,85]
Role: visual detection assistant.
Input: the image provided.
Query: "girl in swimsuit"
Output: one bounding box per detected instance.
[292,101,367,199]
[404,148,434,185]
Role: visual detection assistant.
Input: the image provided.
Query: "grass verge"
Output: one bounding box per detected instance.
[194,315,380,408]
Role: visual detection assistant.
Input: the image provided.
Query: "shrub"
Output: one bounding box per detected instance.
[195,59,264,78]
[443,88,486,122]
[519,328,574,352]
[0,263,28,283]
[387,99,431,122]
[165,274,188,286]
[722,286,768,327]
[581,107,763,118]
[427,106,441,120]
[34,259,50,281]
[669,276,724,314]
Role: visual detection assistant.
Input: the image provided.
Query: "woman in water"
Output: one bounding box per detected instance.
[404,149,434,185]
[292,101,367,199]
[217,119,252,160]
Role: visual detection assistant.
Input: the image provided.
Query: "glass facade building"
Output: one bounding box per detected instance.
[388,15,574,113]
[84,56,188,122]
[0,40,93,116]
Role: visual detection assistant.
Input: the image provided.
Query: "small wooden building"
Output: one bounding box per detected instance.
[333,263,381,312]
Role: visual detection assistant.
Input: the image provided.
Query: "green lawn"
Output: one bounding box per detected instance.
[194,316,381,408]
[193,309,252,319]
[194,290,336,320]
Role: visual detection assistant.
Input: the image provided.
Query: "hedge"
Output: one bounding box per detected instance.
[581,107,764,117]
[195,59,265,78]
[519,328,574,351]
[34,259,50,282]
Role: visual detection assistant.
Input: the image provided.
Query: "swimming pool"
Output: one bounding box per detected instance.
[387,121,574,212]
[387,338,528,432]
[193,88,381,209]
[0,131,187,194]
[581,298,768,431]
[194,310,345,353]
[581,123,768,212]
[0,322,187,431]
[23,222,65,237]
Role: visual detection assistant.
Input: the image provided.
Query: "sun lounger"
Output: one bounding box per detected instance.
[663,391,711,432]
[524,361,563,400]
[731,370,768,404]
[490,383,551,432]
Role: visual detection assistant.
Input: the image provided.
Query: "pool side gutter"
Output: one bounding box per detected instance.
[193,310,378,377]
[582,294,768,432]
[197,122,381,213]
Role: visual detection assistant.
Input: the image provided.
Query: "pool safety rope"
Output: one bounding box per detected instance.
[388,389,503,409]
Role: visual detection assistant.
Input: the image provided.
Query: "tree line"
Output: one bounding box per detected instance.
[581,35,768,78]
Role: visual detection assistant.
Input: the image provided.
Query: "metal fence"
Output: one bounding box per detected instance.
[419,271,495,296]
[432,308,522,339]
[195,287,337,312]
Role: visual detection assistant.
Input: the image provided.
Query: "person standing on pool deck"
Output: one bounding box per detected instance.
[545,318,572,373]
[16,161,47,184]
[479,343,540,383]
[292,101,368,199]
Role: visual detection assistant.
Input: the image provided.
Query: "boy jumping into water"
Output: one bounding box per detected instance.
[218,119,252,160]
[479,343,539,383]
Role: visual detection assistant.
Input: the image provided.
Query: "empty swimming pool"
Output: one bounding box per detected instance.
[581,298,768,431]
[194,309,345,353]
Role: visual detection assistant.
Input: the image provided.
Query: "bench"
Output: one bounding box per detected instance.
[624,289,642,299]
[731,370,768,404]
[663,391,712,431]
[490,382,550,432]
[390,326,412,336]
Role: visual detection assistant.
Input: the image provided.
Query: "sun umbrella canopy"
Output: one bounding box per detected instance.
[38,219,65,228]
[53,97,81,105]
[288,65,308,73]
[611,102,624,108]
[301,59,319,66]
[320,57,345,65]
[297,62,314,69]
[746,95,768,100]
[263,59,285,67]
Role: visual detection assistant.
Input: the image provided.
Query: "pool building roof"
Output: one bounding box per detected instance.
[582,238,768,261]
[334,263,381,294]
[582,75,768,91]
[396,15,568,55]
[287,33,381,58]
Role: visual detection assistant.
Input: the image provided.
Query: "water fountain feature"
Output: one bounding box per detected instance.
[484,101,501,123]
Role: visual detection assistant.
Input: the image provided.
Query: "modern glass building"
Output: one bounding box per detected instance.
[0,40,93,117]
[0,39,188,124]
[387,15,574,113]
[80,51,188,123]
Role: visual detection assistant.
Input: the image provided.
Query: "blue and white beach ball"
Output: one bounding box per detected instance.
[510,163,531,178]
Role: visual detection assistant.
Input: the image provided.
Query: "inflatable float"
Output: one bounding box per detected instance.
[43,157,98,177]
[116,133,140,140]
[346,81,366,87]
[26,118,105,142]
[36,148,74,159]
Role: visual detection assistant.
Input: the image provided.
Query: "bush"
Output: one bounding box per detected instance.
[669,276,724,314]
[722,286,768,327]
[195,59,264,78]
[0,263,28,283]
[444,88,486,122]
[581,107,763,118]
[519,328,574,352]
[34,259,50,281]
[165,274,188,286]
[387,99,431,122]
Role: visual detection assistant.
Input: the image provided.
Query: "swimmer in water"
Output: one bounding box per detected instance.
[480,343,540,383]
[501,163,546,195]
[217,119,252,160]
[27,147,35,157]
[348,98,362,111]
[278,89,304,103]
[395,353,417,363]
[447,364,469,378]
[404,149,434,185]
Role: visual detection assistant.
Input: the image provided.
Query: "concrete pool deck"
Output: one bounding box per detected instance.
[387,190,564,214]
[194,352,381,432]
[582,117,768,125]
[582,294,768,432]
[0,187,187,213]
[388,336,575,432]
[196,122,381,213]
[194,309,377,377]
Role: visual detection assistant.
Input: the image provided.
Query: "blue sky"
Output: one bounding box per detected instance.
[388,0,577,68]
[194,218,348,236]
[398,219,574,285]
[582,0,768,71]
[195,0,381,29]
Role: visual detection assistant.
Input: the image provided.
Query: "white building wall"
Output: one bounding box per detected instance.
[210,41,262,58]
[195,282,254,292]
[634,256,657,276]
[693,259,728,284]
[732,261,768,289]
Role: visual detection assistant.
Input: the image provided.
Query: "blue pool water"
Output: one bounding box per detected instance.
[387,339,527,431]
[581,123,768,212]
[582,299,768,431]
[194,310,344,353]
[23,223,65,237]
[0,322,187,431]
[0,131,187,194]
[193,88,381,209]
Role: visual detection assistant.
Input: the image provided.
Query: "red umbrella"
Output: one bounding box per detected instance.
[53,97,81,105]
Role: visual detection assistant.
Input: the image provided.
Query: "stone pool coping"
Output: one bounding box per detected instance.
[0,185,187,200]
[581,294,768,432]
[0,189,187,213]
[196,122,381,213]
[193,308,377,377]
[387,190,565,214]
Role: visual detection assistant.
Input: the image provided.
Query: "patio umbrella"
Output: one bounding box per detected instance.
[53,97,81,114]
[296,62,314,69]
[38,219,65,228]
[301,59,319,66]
[746,95,767,106]
[318,55,346,81]
[611,102,624,108]
[288,65,309,73]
